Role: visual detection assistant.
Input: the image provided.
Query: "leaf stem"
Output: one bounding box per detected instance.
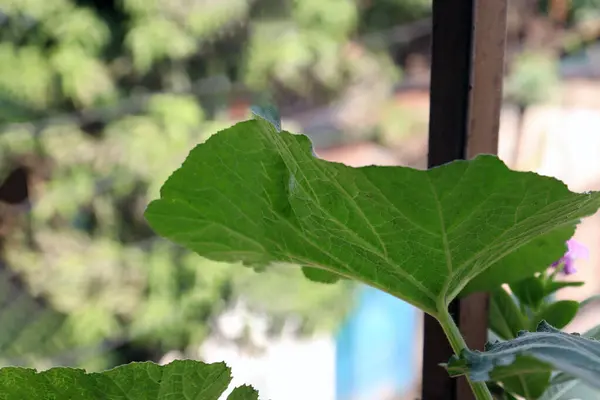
[437,307,494,400]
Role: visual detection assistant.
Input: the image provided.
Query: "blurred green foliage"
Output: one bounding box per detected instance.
[3,0,595,374]
[504,52,560,108]
[0,0,433,371]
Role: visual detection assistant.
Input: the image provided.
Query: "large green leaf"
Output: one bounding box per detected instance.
[145,118,600,316]
[447,321,600,391]
[543,281,584,297]
[488,289,554,399]
[0,360,258,399]
[510,277,546,311]
[531,301,579,330]
[489,288,527,340]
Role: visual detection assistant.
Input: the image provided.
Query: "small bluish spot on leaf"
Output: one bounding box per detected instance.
[288,174,298,194]
[302,267,341,284]
[251,104,281,132]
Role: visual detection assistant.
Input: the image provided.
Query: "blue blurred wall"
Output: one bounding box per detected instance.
[335,285,418,400]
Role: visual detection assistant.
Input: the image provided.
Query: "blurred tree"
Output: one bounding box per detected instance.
[358,0,431,32]
[0,0,437,371]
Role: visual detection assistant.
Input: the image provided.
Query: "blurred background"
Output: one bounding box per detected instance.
[0,0,599,399]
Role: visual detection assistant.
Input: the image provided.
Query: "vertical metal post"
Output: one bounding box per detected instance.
[422,0,507,398]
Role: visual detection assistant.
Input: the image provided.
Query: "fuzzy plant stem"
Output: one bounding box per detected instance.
[437,306,494,400]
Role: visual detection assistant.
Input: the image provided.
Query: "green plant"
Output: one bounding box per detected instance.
[143,110,600,400]
[2,109,600,399]
[479,240,600,399]
[0,360,259,399]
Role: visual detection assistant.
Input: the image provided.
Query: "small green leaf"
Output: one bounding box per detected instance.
[447,321,600,391]
[532,301,579,330]
[251,104,281,132]
[487,381,505,397]
[0,360,259,399]
[489,288,528,340]
[228,385,260,400]
[301,267,341,283]
[488,382,519,400]
[510,277,546,310]
[145,119,600,316]
[543,281,584,297]
[493,356,552,400]
[503,391,520,400]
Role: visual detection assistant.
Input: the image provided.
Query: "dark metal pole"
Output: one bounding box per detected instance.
[423,1,474,399]
[422,0,506,398]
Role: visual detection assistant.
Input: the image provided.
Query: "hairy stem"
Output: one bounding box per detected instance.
[437,307,494,400]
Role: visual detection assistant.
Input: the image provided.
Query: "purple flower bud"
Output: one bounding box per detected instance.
[551,239,589,275]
